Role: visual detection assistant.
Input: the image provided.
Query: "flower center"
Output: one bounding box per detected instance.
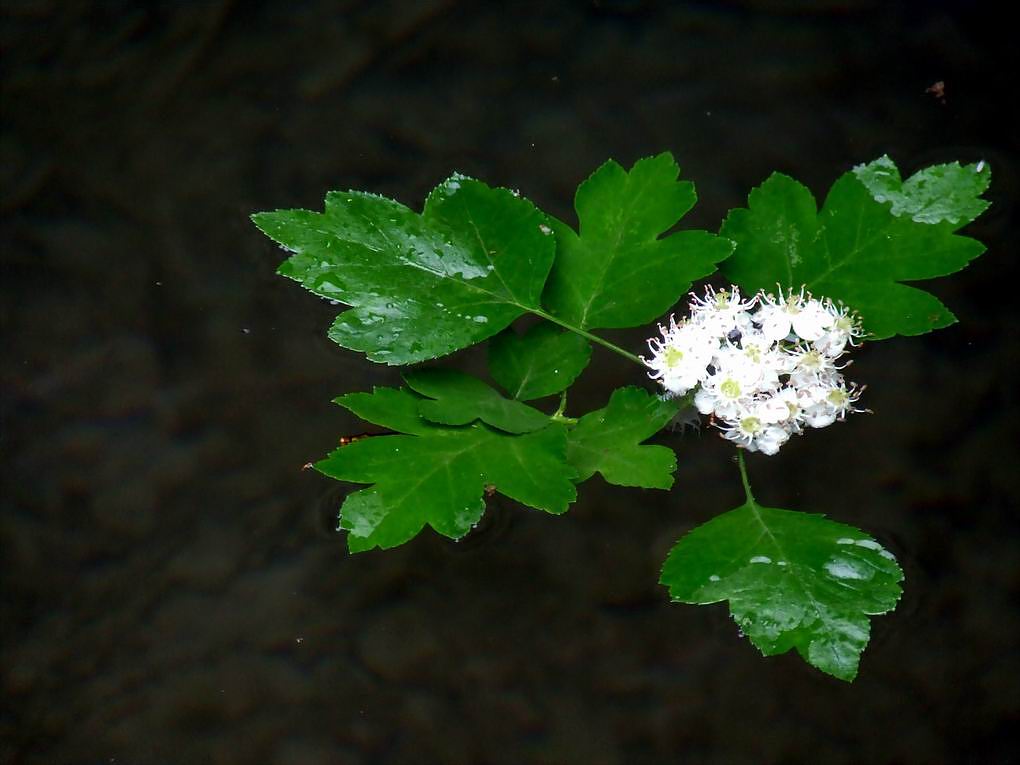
[800,350,821,369]
[740,416,762,434]
[664,346,684,367]
[720,379,741,399]
[827,388,849,407]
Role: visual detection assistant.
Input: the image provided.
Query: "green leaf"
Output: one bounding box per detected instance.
[853,155,990,225]
[252,175,557,364]
[566,387,680,488]
[660,502,903,681]
[488,323,592,400]
[542,153,734,330]
[321,387,576,552]
[720,158,989,339]
[333,387,438,436]
[404,368,550,433]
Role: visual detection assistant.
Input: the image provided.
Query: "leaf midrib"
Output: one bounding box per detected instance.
[328,207,535,316]
[744,502,828,635]
[366,434,483,515]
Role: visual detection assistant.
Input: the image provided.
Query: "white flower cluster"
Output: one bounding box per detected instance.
[643,285,865,455]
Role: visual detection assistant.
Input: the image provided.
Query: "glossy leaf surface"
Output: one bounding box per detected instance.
[566,387,680,488]
[334,386,439,436]
[853,155,990,225]
[324,388,575,552]
[542,153,734,329]
[661,502,903,681]
[252,175,556,364]
[404,368,550,433]
[720,158,989,338]
[488,323,592,400]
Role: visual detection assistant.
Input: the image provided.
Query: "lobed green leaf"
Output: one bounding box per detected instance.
[566,387,680,489]
[404,368,551,433]
[488,323,592,400]
[334,387,439,436]
[660,501,903,681]
[720,157,990,339]
[542,153,734,330]
[323,387,576,552]
[252,175,557,365]
[852,155,990,225]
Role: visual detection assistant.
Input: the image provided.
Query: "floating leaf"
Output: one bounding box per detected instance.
[334,387,437,436]
[566,387,680,488]
[252,175,556,364]
[488,323,592,400]
[542,153,734,330]
[322,387,576,552]
[404,368,550,433]
[660,501,903,681]
[852,155,990,225]
[720,158,989,338]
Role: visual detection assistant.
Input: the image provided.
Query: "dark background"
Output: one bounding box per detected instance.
[2,2,1018,763]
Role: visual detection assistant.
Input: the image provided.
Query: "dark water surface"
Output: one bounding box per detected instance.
[2,2,1018,763]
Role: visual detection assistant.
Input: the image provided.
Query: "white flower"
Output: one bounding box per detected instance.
[793,298,835,342]
[644,283,866,456]
[813,302,864,357]
[719,411,763,449]
[770,386,806,430]
[642,315,715,396]
[798,379,864,428]
[755,393,794,425]
[753,425,792,455]
[712,342,768,385]
[802,400,838,429]
[694,380,749,419]
[785,344,843,389]
[695,351,761,419]
[688,285,756,337]
[718,408,791,455]
[754,289,796,343]
[755,287,834,343]
[720,330,783,393]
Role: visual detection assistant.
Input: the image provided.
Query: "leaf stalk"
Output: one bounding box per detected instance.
[532,308,645,367]
[735,450,756,506]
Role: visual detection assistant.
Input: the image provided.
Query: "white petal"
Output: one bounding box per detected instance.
[694,389,716,415]
[757,308,792,344]
[791,302,833,341]
[804,408,837,428]
[814,330,848,357]
[755,396,790,424]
